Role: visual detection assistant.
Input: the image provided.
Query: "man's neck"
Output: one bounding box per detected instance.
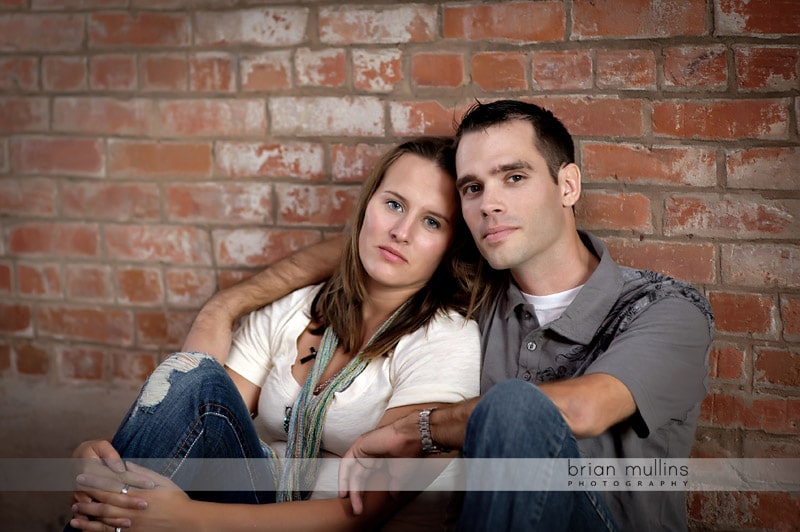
[510,232,599,296]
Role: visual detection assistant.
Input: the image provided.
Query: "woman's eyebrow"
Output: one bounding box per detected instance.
[384,190,451,224]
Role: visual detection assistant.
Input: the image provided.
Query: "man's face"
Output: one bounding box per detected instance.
[455,120,573,274]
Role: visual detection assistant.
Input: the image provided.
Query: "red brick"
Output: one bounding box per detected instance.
[727,147,800,190]
[389,100,459,137]
[582,143,716,186]
[213,228,321,267]
[0,14,84,52]
[33,0,127,8]
[604,237,716,284]
[276,184,359,226]
[11,136,104,177]
[108,140,212,179]
[528,96,644,137]
[663,45,728,90]
[189,53,235,92]
[116,267,163,305]
[755,347,800,387]
[42,56,87,91]
[54,97,155,136]
[270,97,383,137]
[0,57,38,90]
[735,46,800,91]
[530,50,592,91]
[165,268,216,307]
[60,347,103,381]
[135,309,194,349]
[330,143,390,182]
[241,51,292,91]
[444,2,564,42]
[320,5,435,44]
[353,48,402,93]
[0,0,27,8]
[573,0,706,38]
[0,138,6,174]
[709,291,776,337]
[0,177,57,216]
[140,53,187,91]
[721,243,799,289]
[158,99,266,137]
[0,97,48,133]
[742,433,800,458]
[16,343,49,374]
[295,47,346,87]
[708,342,746,381]
[717,0,800,36]
[104,225,211,265]
[166,183,272,224]
[37,304,133,345]
[215,141,323,180]
[576,191,652,232]
[652,99,789,140]
[62,182,161,221]
[90,54,137,90]
[0,262,11,294]
[17,263,61,298]
[0,303,32,334]
[0,342,9,373]
[471,52,527,92]
[8,222,99,257]
[781,295,800,339]
[596,50,656,90]
[689,492,800,531]
[89,12,190,47]
[112,351,156,382]
[195,7,308,47]
[64,264,113,302]
[665,194,799,240]
[412,53,464,88]
[707,393,799,434]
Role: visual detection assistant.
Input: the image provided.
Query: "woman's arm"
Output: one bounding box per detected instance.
[183,236,343,363]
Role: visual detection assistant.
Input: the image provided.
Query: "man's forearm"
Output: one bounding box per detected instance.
[429,396,480,450]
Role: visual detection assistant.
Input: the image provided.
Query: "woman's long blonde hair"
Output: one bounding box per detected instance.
[309,137,492,359]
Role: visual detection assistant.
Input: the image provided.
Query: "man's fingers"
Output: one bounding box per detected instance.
[69,515,130,532]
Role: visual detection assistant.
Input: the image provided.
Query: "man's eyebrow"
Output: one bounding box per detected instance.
[455,160,533,189]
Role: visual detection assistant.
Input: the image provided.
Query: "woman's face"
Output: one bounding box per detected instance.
[358,153,458,297]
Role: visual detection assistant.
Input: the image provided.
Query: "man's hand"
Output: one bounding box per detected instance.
[338,412,423,515]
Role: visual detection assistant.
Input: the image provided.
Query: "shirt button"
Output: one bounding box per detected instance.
[526,341,537,351]
[523,371,531,381]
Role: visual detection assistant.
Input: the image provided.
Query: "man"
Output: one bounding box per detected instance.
[195,100,714,530]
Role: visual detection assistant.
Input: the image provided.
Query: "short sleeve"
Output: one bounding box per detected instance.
[386,311,481,410]
[585,297,713,437]
[225,285,319,387]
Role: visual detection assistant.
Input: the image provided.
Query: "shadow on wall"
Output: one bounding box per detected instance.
[0,380,139,532]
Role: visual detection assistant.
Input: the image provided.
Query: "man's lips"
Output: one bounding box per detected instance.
[378,246,407,263]
[483,226,516,244]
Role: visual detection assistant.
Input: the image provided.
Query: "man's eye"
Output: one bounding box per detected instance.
[508,174,524,183]
[462,184,481,195]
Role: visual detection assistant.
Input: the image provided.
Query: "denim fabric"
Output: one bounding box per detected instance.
[457,380,618,532]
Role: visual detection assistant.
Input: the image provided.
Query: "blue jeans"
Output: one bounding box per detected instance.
[65,352,273,531]
[458,379,618,532]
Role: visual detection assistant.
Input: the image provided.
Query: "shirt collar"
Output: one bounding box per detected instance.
[497,231,623,344]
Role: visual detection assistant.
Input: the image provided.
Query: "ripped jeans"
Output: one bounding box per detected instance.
[104,352,272,502]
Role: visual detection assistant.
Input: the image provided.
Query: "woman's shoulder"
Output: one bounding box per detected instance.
[394,308,480,352]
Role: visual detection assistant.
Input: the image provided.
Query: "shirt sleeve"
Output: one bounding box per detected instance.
[584,297,713,437]
[386,311,482,410]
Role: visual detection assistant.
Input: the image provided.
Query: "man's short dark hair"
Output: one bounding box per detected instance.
[455,100,575,183]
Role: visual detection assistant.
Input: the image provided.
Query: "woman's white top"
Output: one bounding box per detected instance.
[225,284,481,528]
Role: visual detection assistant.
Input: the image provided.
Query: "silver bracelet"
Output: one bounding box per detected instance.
[418,408,448,454]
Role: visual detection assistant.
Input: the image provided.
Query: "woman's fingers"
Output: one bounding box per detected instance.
[75,469,155,492]
[69,515,131,532]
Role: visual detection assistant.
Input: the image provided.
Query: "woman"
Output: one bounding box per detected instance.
[66,137,489,531]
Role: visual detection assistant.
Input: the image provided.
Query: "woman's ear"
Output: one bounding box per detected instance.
[558,163,581,208]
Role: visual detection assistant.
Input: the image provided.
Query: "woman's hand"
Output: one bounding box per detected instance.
[70,439,154,529]
[70,462,192,532]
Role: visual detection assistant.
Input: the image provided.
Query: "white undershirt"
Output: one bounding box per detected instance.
[521,284,583,327]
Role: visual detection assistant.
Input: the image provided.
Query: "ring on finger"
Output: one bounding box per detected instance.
[120,483,130,495]
[115,528,123,532]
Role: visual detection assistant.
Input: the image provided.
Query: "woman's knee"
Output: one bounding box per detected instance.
[134,351,224,414]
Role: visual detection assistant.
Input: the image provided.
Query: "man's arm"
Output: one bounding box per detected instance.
[182,236,343,361]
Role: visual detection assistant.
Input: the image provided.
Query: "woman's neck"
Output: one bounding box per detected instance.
[360,288,412,341]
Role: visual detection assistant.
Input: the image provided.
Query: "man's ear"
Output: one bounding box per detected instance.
[558,163,581,208]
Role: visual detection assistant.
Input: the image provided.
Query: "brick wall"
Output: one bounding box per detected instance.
[0,1,798,530]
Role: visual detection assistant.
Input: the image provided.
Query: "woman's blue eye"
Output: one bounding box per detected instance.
[424,217,441,229]
[386,200,402,211]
